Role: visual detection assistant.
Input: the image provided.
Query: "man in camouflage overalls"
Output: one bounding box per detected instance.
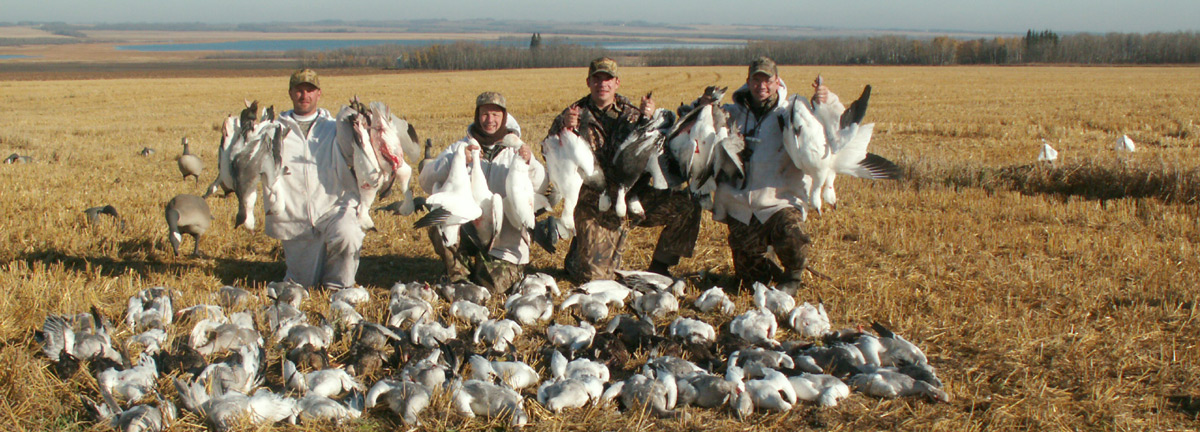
[549,57,702,283]
[706,57,831,292]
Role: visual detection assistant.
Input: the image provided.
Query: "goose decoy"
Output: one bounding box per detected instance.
[83,205,125,230]
[1115,134,1136,152]
[164,194,213,257]
[3,153,33,164]
[176,137,204,182]
[694,287,735,314]
[1038,139,1059,162]
[450,378,529,427]
[366,378,431,426]
[473,318,522,352]
[789,373,851,407]
[417,138,435,174]
[138,147,155,156]
[787,302,830,339]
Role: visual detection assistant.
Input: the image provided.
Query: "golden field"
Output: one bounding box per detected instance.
[1,65,1198,431]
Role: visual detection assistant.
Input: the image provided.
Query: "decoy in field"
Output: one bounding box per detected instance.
[177,137,204,182]
[164,194,213,257]
[694,287,735,314]
[787,302,831,339]
[86,392,177,432]
[1038,140,1059,162]
[401,349,451,390]
[138,147,155,156]
[4,153,33,164]
[1115,134,1136,152]
[449,378,529,426]
[417,138,435,173]
[84,205,125,230]
[413,143,481,249]
[366,378,432,426]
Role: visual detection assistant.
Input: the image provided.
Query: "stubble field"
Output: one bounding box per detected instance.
[1,65,1198,431]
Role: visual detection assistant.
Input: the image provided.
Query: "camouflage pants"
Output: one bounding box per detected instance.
[724,207,811,289]
[428,228,525,293]
[564,186,702,283]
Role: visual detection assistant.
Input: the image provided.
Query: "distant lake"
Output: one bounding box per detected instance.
[0,55,34,60]
[116,39,744,52]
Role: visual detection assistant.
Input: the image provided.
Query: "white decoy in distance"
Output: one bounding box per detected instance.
[1116,134,1136,152]
[413,144,481,248]
[1038,139,1059,162]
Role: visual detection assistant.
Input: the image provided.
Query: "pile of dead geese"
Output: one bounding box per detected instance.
[36,271,948,431]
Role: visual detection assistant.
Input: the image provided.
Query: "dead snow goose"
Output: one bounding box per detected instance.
[473,318,522,352]
[787,301,831,338]
[694,287,735,314]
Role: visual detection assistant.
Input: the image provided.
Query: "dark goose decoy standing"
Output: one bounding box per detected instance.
[177,137,204,182]
[165,194,213,257]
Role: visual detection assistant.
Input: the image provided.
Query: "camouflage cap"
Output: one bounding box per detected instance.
[748,56,778,79]
[288,68,321,90]
[475,91,507,110]
[588,57,619,78]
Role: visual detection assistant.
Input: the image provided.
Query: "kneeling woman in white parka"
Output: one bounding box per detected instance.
[418,92,548,292]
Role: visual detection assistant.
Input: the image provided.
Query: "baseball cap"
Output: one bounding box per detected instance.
[475,91,507,110]
[588,57,619,78]
[289,68,321,90]
[748,57,778,79]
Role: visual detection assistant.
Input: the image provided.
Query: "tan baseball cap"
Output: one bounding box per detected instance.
[588,57,619,78]
[475,91,507,110]
[289,68,321,90]
[748,56,778,79]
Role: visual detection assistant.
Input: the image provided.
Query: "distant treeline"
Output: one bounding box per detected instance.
[292,41,608,70]
[645,31,1200,65]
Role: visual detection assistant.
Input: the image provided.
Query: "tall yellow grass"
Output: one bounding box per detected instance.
[1,65,1198,430]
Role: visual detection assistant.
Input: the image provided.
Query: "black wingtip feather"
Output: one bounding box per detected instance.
[860,153,902,180]
[412,207,450,229]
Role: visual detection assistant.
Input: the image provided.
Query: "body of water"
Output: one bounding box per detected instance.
[0,55,34,60]
[117,38,744,52]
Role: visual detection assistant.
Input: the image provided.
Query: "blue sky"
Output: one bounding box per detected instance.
[5,0,1197,34]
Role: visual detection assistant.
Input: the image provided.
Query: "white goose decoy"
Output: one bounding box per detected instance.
[473,318,523,352]
[297,391,363,424]
[668,317,716,345]
[546,321,596,355]
[410,321,456,348]
[541,119,603,239]
[847,368,950,402]
[694,287,735,314]
[537,375,605,413]
[730,307,780,347]
[600,372,682,418]
[789,373,850,407]
[632,290,679,319]
[468,355,540,390]
[782,79,900,214]
[366,378,431,426]
[97,352,159,402]
[753,282,795,319]
[505,291,553,325]
[787,302,831,339]
[413,143,482,248]
[449,300,490,326]
[1038,139,1059,162]
[450,379,529,427]
[284,359,364,398]
[1116,134,1136,152]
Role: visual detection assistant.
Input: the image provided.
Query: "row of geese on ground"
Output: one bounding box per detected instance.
[37,271,948,431]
